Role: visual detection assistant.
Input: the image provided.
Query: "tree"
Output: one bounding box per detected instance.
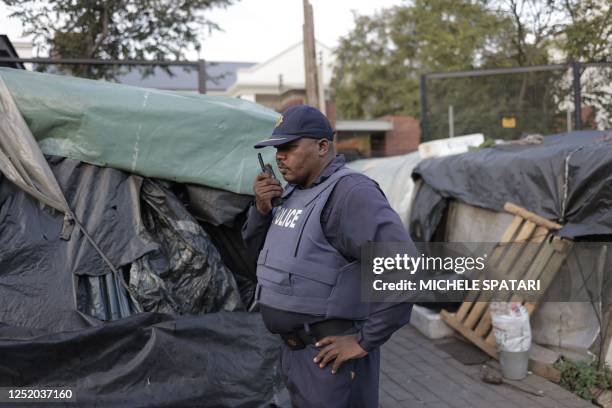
[3,0,233,79]
[331,0,510,119]
[487,0,564,66]
[332,0,612,136]
[557,0,612,63]
[560,0,612,128]
[331,9,418,120]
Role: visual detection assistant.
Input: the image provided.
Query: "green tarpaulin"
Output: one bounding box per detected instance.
[0,68,279,195]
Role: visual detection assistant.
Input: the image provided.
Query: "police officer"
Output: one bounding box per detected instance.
[242,105,416,407]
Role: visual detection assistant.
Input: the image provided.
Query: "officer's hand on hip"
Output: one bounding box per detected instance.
[253,172,283,214]
[313,335,368,375]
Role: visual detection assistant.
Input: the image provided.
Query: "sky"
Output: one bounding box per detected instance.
[0,0,403,62]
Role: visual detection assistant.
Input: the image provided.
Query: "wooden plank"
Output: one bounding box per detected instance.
[514,239,560,294]
[514,220,537,243]
[504,202,562,230]
[473,310,492,338]
[500,215,525,243]
[597,245,611,370]
[472,227,543,337]
[440,203,572,362]
[528,359,561,383]
[530,226,549,244]
[490,223,536,281]
[485,330,496,346]
[463,222,537,329]
[440,310,498,358]
[505,227,543,280]
[509,240,556,302]
[463,302,488,330]
[487,218,525,269]
[455,217,526,320]
[454,301,473,322]
[595,390,612,407]
[533,244,572,297]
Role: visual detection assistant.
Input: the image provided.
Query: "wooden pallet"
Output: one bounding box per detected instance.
[440,202,573,359]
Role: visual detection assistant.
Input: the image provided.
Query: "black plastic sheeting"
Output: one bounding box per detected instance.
[0,157,152,330]
[0,312,288,407]
[185,184,253,227]
[129,179,245,315]
[410,130,612,241]
[202,216,258,310]
[0,157,288,407]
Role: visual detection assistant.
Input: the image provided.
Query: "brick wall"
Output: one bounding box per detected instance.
[336,136,370,159]
[382,115,421,156]
[278,97,305,112]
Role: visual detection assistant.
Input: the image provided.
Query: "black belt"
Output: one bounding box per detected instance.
[280,319,356,350]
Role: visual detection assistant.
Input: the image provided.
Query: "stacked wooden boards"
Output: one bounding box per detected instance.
[440,202,573,359]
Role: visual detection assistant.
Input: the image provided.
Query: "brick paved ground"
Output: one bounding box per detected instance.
[379,325,594,408]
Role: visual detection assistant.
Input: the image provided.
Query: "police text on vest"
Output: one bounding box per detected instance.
[273,208,303,228]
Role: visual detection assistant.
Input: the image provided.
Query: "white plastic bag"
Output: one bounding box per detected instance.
[490,302,532,352]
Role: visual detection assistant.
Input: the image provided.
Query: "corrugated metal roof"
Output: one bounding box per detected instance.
[115,61,256,91]
[0,35,25,69]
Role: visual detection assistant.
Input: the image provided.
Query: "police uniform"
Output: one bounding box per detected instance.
[243,105,416,408]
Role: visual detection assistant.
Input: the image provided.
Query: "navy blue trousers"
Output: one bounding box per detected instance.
[280,343,380,408]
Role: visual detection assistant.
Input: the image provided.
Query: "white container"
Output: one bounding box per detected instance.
[418,134,484,159]
[500,350,530,380]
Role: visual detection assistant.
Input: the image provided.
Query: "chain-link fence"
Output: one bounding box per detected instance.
[420,62,612,141]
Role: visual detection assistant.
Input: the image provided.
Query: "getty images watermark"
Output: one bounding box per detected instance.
[360,242,611,303]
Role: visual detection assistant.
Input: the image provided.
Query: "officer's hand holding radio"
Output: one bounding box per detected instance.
[254,153,284,214]
[253,172,283,214]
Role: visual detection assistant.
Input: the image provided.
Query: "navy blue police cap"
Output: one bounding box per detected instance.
[254,105,334,148]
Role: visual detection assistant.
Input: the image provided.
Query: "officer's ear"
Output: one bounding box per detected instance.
[318,138,330,156]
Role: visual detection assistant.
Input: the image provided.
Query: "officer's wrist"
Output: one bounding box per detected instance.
[357,331,375,353]
[249,201,273,220]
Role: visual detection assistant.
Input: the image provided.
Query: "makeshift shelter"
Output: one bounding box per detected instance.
[347,151,421,228]
[410,130,612,241]
[0,68,290,406]
[409,131,612,366]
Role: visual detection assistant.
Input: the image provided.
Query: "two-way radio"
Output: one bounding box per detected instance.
[258,153,283,207]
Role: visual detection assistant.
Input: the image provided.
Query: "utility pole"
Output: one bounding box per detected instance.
[317,51,326,113]
[448,105,454,138]
[303,0,320,109]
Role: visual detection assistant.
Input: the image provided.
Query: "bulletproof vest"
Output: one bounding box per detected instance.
[255,167,370,320]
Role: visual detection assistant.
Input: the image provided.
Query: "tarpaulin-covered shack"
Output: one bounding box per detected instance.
[410,130,612,241]
[0,68,290,407]
[410,131,612,361]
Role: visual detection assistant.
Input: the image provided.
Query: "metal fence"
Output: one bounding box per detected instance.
[0,57,207,93]
[420,62,612,142]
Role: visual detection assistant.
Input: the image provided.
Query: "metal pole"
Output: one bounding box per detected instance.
[567,107,572,133]
[317,51,326,113]
[428,63,568,79]
[420,74,429,142]
[572,61,582,130]
[448,105,454,138]
[197,59,206,94]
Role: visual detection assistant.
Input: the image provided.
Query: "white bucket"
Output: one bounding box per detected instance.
[499,350,529,380]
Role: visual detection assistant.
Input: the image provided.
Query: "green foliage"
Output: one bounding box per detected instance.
[560,0,612,63]
[427,69,570,140]
[555,358,612,401]
[331,0,612,135]
[478,138,497,148]
[331,0,508,119]
[2,0,233,79]
[330,10,416,120]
